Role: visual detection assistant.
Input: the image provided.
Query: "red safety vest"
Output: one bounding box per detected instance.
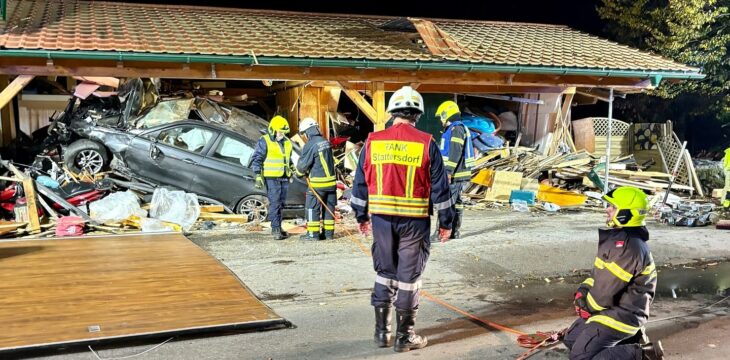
[364,123,432,217]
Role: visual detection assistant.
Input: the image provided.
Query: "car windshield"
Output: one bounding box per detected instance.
[134,98,194,129]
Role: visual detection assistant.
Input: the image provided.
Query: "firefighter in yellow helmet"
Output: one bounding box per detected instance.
[251,115,293,240]
[432,100,475,241]
[564,186,664,360]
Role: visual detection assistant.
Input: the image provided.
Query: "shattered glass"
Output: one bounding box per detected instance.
[134,98,194,129]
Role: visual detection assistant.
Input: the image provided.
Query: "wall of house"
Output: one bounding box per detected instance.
[18,94,70,138]
[519,93,561,149]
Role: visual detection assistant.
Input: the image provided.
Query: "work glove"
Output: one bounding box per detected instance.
[573,287,591,319]
[255,174,265,189]
[358,221,371,237]
[438,228,452,243]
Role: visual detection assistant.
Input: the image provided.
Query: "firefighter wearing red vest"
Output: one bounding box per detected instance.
[564,186,663,360]
[350,86,454,353]
[251,115,293,240]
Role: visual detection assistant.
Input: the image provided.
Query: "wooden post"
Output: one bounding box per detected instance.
[370,81,386,130]
[338,82,378,125]
[21,177,41,234]
[320,86,341,138]
[0,75,34,145]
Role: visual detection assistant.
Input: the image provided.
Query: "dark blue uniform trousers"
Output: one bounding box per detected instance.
[265,178,289,228]
[370,214,431,311]
[563,318,642,360]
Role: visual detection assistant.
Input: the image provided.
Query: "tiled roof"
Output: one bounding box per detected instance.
[0,0,699,74]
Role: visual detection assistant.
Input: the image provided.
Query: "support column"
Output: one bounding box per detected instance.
[604,88,614,194]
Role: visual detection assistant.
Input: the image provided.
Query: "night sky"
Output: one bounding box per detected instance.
[139,0,606,36]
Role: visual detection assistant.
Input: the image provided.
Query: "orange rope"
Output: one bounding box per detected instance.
[305,178,525,336]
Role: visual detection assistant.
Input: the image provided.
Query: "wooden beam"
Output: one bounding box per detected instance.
[21,177,41,234]
[316,81,565,94]
[0,58,651,88]
[338,82,378,124]
[320,86,341,138]
[370,81,386,130]
[299,86,321,131]
[0,75,34,109]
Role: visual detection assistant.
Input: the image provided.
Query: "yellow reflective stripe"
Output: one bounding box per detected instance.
[310,181,336,188]
[323,220,335,224]
[451,137,464,145]
[369,205,429,217]
[407,166,416,198]
[586,315,640,334]
[605,262,633,282]
[586,292,606,311]
[376,164,383,195]
[641,263,656,275]
[582,277,594,287]
[318,152,332,178]
[454,170,471,178]
[444,160,457,167]
[648,271,657,280]
[594,257,605,269]
[369,195,429,205]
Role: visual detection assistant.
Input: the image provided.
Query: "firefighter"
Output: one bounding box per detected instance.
[350,86,454,353]
[432,100,475,240]
[564,186,664,360]
[251,115,293,241]
[295,117,337,240]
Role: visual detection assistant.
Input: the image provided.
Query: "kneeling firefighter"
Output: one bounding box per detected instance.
[295,117,337,240]
[565,186,664,360]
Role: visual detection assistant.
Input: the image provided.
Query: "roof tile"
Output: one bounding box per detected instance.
[0,0,698,73]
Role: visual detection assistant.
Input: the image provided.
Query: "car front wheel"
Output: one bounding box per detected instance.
[237,195,269,222]
[64,139,110,175]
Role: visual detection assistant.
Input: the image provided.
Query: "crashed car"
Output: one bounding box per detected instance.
[42,78,306,221]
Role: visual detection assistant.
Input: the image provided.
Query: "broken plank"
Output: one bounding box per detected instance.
[0,75,34,109]
[199,205,225,213]
[198,213,248,223]
[21,178,41,233]
[484,171,522,202]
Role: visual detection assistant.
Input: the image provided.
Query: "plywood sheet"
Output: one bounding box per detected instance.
[572,118,595,153]
[484,171,522,202]
[0,233,284,352]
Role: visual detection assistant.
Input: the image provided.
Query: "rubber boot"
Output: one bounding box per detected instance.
[450,208,463,239]
[373,306,393,348]
[300,232,320,241]
[642,341,664,360]
[394,309,427,352]
[272,227,287,240]
[324,230,334,240]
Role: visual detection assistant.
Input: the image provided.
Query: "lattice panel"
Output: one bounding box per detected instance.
[592,118,631,137]
[658,134,690,188]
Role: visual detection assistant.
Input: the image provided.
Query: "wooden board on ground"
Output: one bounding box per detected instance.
[198,212,248,223]
[471,169,494,187]
[200,205,225,213]
[0,221,26,236]
[0,233,285,352]
[484,171,522,202]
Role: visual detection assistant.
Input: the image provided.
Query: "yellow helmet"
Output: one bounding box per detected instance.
[435,100,460,125]
[268,115,290,135]
[602,186,648,227]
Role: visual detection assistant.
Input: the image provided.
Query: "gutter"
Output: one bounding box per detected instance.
[0,49,706,81]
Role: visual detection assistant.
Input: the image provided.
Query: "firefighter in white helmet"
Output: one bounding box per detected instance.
[295,117,337,240]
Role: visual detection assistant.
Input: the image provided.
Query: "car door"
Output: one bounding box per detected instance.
[124,123,218,190]
[192,133,259,208]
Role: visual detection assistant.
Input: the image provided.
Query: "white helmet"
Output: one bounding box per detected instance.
[299,117,318,134]
[387,86,424,114]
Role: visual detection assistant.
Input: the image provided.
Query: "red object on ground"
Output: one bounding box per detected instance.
[56,216,85,237]
[329,136,349,148]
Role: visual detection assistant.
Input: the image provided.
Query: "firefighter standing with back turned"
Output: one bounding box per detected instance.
[295,117,337,240]
[432,100,475,241]
[351,86,454,353]
[251,115,293,241]
[565,186,664,360]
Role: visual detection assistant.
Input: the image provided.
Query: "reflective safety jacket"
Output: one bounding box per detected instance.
[350,123,453,226]
[439,120,475,183]
[580,227,656,335]
[251,134,292,178]
[295,133,336,190]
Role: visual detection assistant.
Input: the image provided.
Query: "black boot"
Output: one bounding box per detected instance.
[642,341,664,360]
[300,232,320,241]
[394,309,427,352]
[450,209,463,239]
[373,306,393,348]
[272,227,287,240]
